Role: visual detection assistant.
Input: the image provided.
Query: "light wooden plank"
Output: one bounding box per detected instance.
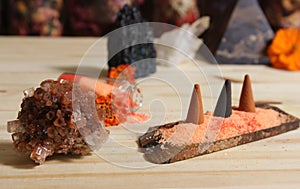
[0,37,300,188]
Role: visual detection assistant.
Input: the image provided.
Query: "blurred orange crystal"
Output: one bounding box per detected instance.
[107,64,136,84]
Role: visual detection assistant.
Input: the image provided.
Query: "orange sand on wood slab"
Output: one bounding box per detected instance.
[159,108,288,145]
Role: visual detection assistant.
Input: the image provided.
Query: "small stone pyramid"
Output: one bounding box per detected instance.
[200,0,274,64]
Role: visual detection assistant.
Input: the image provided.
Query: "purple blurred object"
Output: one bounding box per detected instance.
[259,0,300,30]
[9,0,63,36]
[63,0,132,36]
[3,0,200,36]
[139,0,199,27]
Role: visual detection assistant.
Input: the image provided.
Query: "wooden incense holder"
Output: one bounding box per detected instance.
[138,104,300,164]
[139,75,299,164]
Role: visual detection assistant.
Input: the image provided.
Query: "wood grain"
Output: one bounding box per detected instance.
[1,37,300,189]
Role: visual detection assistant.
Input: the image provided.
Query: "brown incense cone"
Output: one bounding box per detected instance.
[213,80,232,118]
[238,74,256,113]
[186,84,204,124]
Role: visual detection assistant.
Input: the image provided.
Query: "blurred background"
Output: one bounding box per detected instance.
[0,0,299,36]
[0,0,200,36]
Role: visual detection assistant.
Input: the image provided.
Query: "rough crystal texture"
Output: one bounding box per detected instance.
[107,4,156,78]
[10,80,106,164]
[7,120,24,133]
[23,87,35,98]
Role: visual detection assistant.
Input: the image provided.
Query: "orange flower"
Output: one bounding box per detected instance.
[268,28,300,71]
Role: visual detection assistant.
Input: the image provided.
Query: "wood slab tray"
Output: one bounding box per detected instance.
[138,105,300,164]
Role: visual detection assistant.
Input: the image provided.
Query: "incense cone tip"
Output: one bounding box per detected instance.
[213,79,232,118]
[238,74,256,113]
[186,83,204,124]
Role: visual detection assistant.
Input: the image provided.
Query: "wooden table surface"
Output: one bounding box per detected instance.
[1,37,300,189]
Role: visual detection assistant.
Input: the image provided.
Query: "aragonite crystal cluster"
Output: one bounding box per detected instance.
[7,80,107,164]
